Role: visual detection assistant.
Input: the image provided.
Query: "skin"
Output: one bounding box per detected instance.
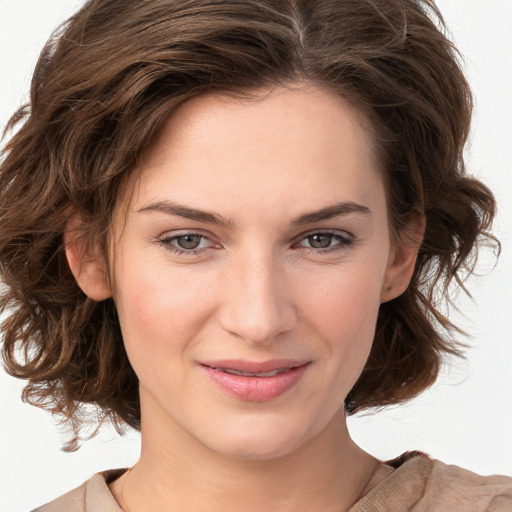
[67,83,421,512]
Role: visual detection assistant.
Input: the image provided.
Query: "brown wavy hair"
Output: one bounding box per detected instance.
[0,0,497,449]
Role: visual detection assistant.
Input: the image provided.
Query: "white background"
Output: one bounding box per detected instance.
[0,1,511,510]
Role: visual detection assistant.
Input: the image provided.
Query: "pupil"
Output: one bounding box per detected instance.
[177,235,201,249]
[309,234,332,249]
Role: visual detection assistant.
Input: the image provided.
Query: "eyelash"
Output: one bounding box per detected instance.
[158,230,355,257]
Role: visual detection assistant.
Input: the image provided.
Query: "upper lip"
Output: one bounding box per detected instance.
[201,359,310,373]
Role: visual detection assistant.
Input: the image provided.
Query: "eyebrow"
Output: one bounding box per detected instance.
[291,201,371,225]
[137,201,233,228]
[137,200,371,227]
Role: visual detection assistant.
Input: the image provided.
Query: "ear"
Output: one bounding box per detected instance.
[64,217,112,301]
[380,212,426,303]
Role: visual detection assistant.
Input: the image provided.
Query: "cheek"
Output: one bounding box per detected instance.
[298,262,384,340]
[294,257,387,394]
[114,260,217,360]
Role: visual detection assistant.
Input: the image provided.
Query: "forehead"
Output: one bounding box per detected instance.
[125,84,384,219]
[146,84,376,168]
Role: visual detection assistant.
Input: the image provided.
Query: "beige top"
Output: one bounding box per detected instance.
[33,454,512,512]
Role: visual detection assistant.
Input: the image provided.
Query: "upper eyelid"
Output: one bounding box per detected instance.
[293,228,354,241]
[159,229,214,240]
[159,228,353,239]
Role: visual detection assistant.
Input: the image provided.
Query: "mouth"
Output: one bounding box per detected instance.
[212,367,291,377]
[200,360,311,401]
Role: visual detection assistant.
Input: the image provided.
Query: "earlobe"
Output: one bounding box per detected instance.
[380,213,426,303]
[64,219,112,301]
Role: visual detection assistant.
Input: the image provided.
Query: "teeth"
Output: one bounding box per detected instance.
[218,368,287,377]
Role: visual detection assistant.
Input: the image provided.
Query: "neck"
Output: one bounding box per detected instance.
[111,396,379,512]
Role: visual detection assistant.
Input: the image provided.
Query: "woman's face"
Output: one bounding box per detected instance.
[108,85,408,460]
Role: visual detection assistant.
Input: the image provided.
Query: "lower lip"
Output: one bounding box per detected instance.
[201,364,309,402]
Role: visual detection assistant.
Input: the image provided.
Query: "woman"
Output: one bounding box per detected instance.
[1,0,511,510]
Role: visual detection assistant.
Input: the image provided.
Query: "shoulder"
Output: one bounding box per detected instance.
[32,469,126,512]
[424,458,512,511]
[351,452,512,512]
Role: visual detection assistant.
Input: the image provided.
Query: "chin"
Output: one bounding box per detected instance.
[211,436,302,462]
[197,413,323,462]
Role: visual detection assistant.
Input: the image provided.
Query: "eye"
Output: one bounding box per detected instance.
[295,231,353,252]
[173,234,204,250]
[158,232,217,254]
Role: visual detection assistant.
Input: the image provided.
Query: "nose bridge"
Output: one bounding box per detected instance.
[220,245,296,344]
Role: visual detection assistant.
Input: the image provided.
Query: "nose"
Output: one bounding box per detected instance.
[218,249,297,345]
